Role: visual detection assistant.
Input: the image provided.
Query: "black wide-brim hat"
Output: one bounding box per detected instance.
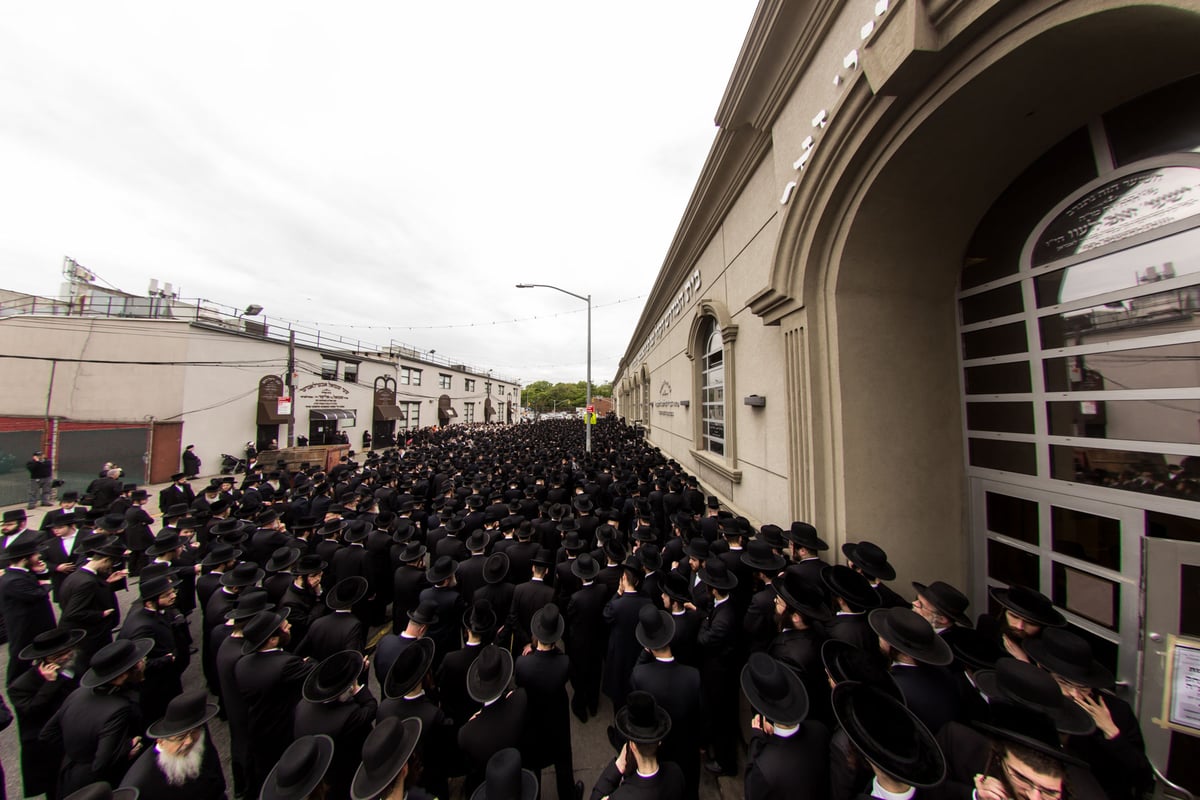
[571,553,601,580]
[698,559,738,591]
[467,644,514,704]
[974,703,1087,768]
[483,552,510,584]
[266,546,302,573]
[351,717,423,800]
[614,690,672,744]
[821,640,903,700]
[470,748,539,800]
[426,555,459,585]
[661,571,692,605]
[292,555,327,576]
[221,562,265,588]
[833,681,947,788]
[326,576,369,611]
[974,658,1095,736]
[144,532,182,557]
[912,581,973,628]
[305,649,367,703]
[1,531,42,561]
[637,544,664,572]
[398,542,427,563]
[841,541,896,581]
[241,608,292,655]
[741,652,809,726]
[821,565,880,610]
[531,547,556,567]
[263,735,335,800]
[146,689,219,738]
[225,588,273,620]
[988,585,1067,628]
[683,538,710,561]
[64,783,139,800]
[635,604,676,651]
[199,543,242,567]
[383,638,436,699]
[408,601,439,626]
[774,572,832,623]
[464,600,498,635]
[949,628,1006,672]
[785,521,828,551]
[81,638,154,688]
[741,540,786,574]
[869,608,954,666]
[138,575,181,602]
[1023,627,1115,690]
[19,627,86,661]
[531,603,566,645]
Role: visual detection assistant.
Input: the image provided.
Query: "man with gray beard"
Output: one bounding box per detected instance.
[121,691,226,800]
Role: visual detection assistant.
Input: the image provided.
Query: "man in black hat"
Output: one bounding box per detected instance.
[157,474,195,516]
[628,604,702,800]
[912,579,974,649]
[0,529,58,684]
[375,600,437,687]
[378,638,453,798]
[456,531,492,604]
[419,556,465,669]
[182,445,201,480]
[119,573,190,727]
[589,691,683,800]
[782,521,829,589]
[296,576,368,659]
[281,554,327,646]
[514,604,581,800]
[123,490,156,577]
[351,717,433,800]
[261,734,334,800]
[392,541,429,631]
[565,553,607,722]
[120,690,225,800]
[982,584,1067,663]
[658,572,701,668]
[870,606,960,734]
[458,645,528,794]
[9,627,85,798]
[294,650,377,800]
[770,571,833,727]
[214,589,273,798]
[41,637,153,796]
[695,558,741,776]
[234,609,317,798]
[842,540,907,609]
[474,553,515,640]
[821,564,881,656]
[438,600,494,737]
[508,549,556,653]
[742,652,829,800]
[59,537,128,669]
[741,540,786,654]
[40,510,86,602]
[603,560,652,710]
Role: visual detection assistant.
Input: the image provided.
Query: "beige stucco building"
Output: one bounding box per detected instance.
[614,0,1200,781]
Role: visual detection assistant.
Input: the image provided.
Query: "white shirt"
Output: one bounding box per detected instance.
[871,777,916,800]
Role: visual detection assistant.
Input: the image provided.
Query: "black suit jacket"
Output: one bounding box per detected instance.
[0,566,57,659]
[455,555,489,603]
[436,642,484,732]
[157,483,196,515]
[603,592,652,704]
[770,627,832,726]
[745,722,831,800]
[215,634,250,760]
[629,658,704,761]
[294,688,377,800]
[890,662,960,734]
[392,565,428,629]
[825,612,878,655]
[744,585,779,653]
[457,688,528,776]
[10,664,78,796]
[59,568,119,658]
[509,579,554,649]
[566,583,609,661]
[295,610,364,661]
[514,648,572,768]
[234,648,317,772]
[120,724,226,800]
[119,606,189,726]
[41,684,142,796]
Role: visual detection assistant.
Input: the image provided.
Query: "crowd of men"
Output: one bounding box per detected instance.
[0,417,1154,800]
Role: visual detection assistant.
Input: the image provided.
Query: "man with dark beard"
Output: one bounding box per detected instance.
[121,691,226,800]
[59,537,129,671]
[980,584,1066,662]
[9,627,85,799]
[768,571,832,727]
[119,574,191,728]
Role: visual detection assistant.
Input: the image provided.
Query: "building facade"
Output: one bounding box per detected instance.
[614,0,1200,783]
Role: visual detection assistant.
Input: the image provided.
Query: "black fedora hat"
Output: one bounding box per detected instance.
[262,735,335,800]
[95,513,127,533]
[225,588,274,621]
[350,716,423,800]
[637,543,663,572]
[785,521,828,551]
[19,627,86,661]
[912,580,973,628]
[842,541,896,581]
[470,748,538,800]
[465,531,489,554]
[483,552,510,585]
[426,555,458,585]
[821,565,880,610]
[464,599,497,635]
[383,637,436,699]
[241,609,292,655]
[81,638,154,688]
[660,571,692,605]
[1024,627,1115,690]
[531,547,555,568]
[343,520,370,543]
[304,649,366,703]
[698,559,738,592]
[683,538,710,561]
[974,658,1095,736]
[869,608,953,666]
[326,576,368,611]
[408,600,439,626]
[634,604,675,652]
[833,682,946,788]
[975,702,1087,768]
[530,603,566,646]
[138,574,180,602]
[757,524,787,550]
[741,652,809,726]
[145,689,219,739]
[741,540,786,574]
[221,562,264,588]
[614,690,671,744]
[467,644,514,703]
[571,553,601,581]
[145,530,183,557]
[2,530,41,561]
[1,508,26,524]
[988,585,1067,628]
[774,571,832,623]
[821,640,902,700]
[560,531,586,553]
[199,541,241,568]
[949,627,1006,672]
[64,784,138,800]
[266,547,302,573]
[292,554,327,576]
[398,542,427,564]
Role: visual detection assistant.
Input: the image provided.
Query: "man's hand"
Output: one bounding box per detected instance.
[974,774,1007,800]
[56,562,77,574]
[37,661,61,681]
[102,608,115,617]
[614,744,628,776]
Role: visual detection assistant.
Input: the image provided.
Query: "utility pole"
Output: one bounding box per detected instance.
[286,329,296,447]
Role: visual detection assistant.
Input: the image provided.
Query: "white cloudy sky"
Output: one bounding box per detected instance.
[0,2,758,386]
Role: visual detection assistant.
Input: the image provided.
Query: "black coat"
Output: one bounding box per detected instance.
[119,725,227,800]
[1065,691,1152,800]
[514,648,572,768]
[603,592,652,706]
[9,664,78,797]
[745,722,831,800]
[457,688,528,778]
[455,555,490,603]
[157,483,195,515]
[215,634,250,764]
[418,584,466,662]
[628,658,704,766]
[769,627,832,726]
[233,648,317,781]
[0,566,57,672]
[119,606,190,729]
[294,688,378,800]
[436,642,484,731]
[825,612,877,654]
[588,759,684,800]
[280,582,325,645]
[392,565,428,629]
[58,568,120,663]
[566,583,609,661]
[373,633,418,687]
[39,533,86,602]
[744,585,779,653]
[509,579,554,649]
[295,610,364,661]
[41,684,143,797]
[124,506,156,554]
[890,663,960,735]
[667,607,702,668]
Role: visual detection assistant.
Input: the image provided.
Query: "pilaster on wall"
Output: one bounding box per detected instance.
[782,321,811,523]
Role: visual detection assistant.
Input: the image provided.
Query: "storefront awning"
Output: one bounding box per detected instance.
[373,405,406,421]
[440,407,459,418]
[309,409,357,421]
[257,399,289,425]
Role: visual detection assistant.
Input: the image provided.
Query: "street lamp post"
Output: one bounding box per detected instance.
[516,283,592,453]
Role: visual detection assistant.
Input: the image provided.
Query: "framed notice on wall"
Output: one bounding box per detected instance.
[1160,636,1200,735]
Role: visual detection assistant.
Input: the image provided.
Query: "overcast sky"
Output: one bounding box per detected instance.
[0,2,757,387]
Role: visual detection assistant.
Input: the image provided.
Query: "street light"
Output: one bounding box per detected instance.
[516,283,592,453]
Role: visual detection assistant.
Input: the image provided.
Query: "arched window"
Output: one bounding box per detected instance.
[700,317,726,455]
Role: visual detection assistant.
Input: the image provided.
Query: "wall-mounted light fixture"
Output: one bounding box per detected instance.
[744,395,766,408]
[679,400,690,409]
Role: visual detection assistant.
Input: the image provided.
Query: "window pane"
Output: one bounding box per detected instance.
[1052,562,1119,631]
[961,283,1024,325]
[987,539,1040,588]
[1044,342,1200,392]
[1049,444,1200,501]
[1104,74,1200,165]
[1040,286,1200,350]
[1181,565,1200,637]
[1066,623,1120,675]
[969,438,1037,475]
[986,492,1039,545]
[965,362,1032,394]
[1047,399,1200,444]
[963,322,1028,360]
[709,440,725,456]
[966,402,1035,434]
[1148,510,1200,542]
[1051,506,1121,570]
[321,357,338,380]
